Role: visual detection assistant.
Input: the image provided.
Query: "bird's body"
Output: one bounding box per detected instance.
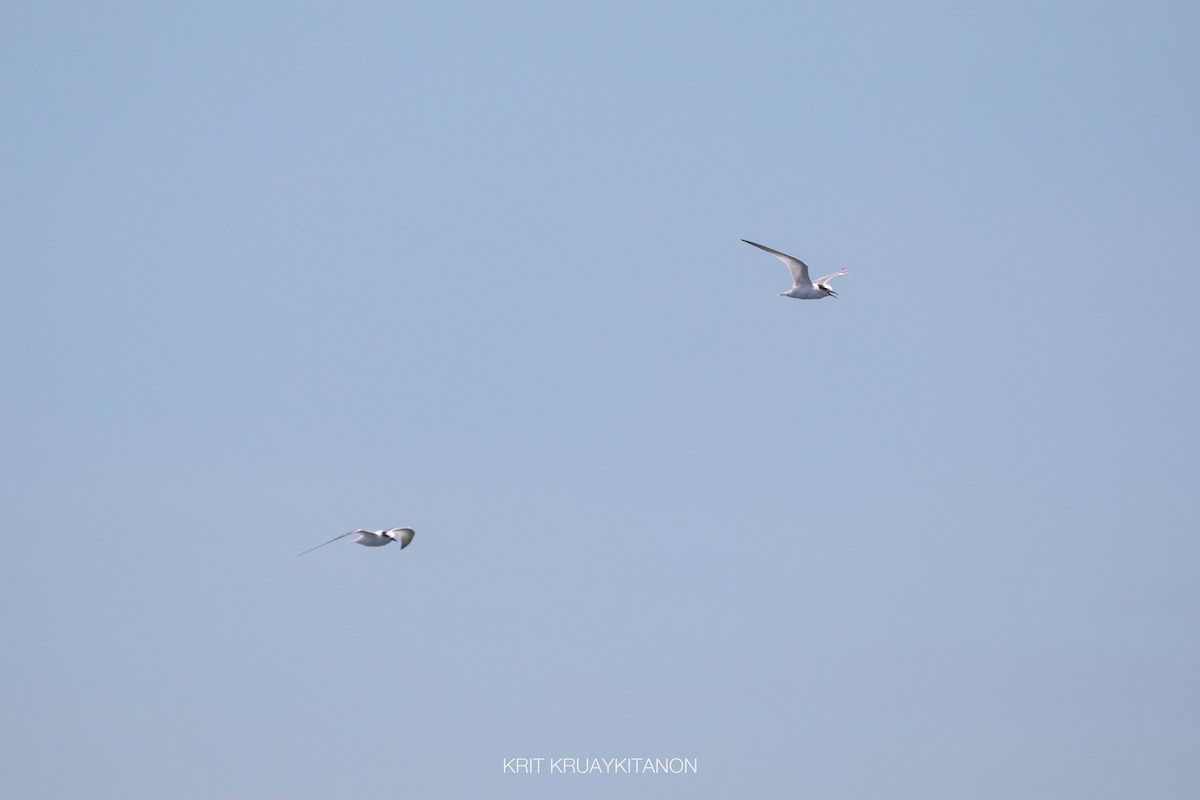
[352,530,400,547]
[298,527,415,556]
[742,239,849,299]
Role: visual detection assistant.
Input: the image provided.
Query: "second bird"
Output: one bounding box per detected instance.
[742,239,849,300]
[298,527,415,556]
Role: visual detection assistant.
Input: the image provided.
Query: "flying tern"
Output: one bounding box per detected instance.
[742,239,849,299]
[298,527,415,556]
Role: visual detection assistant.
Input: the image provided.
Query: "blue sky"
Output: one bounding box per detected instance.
[3,1,1198,797]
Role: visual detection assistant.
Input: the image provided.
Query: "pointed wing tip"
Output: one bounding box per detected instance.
[297,530,356,557]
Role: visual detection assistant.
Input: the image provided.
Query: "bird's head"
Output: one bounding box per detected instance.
[819,284,838,298]
[386,527,416,548]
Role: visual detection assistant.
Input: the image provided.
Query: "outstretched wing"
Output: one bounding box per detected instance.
[297,530,369,557]
[742,239,813,288]
[391,528,415,549]
[815,267,849,286]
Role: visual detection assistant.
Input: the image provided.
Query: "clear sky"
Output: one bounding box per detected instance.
[3,1,1198,798]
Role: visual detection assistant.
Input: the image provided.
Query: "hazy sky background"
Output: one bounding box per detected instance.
[3,1,1198,797]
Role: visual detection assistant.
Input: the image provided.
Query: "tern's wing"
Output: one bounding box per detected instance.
[742,239,813,288]
[297,530,369,557]
[392,528,415,549]
[815,267,849,285]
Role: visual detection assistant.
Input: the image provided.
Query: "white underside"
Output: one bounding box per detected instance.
[782,286,829,299]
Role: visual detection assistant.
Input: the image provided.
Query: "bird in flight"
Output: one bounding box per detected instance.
[742,239,849,299]
[298,527,415,556]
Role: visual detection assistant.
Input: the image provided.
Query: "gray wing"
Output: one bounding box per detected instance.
[815,267,849,286]
[392,528,415,549]
[742,239,813,288]
[297,530,370,557]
